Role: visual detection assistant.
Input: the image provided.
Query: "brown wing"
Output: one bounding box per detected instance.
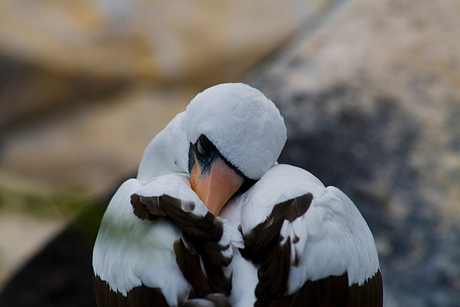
[131,194,232,298]
[240,193,313,304]
[240,192,383,307]
[93,273,169,307]
[283,270,383,307]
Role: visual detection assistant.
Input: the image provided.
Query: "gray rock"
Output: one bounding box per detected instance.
[246,0,460,305]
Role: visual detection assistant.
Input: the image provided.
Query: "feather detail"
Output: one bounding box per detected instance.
[238,164,382,305]
[92,179,191,306]
[131,184,234,297]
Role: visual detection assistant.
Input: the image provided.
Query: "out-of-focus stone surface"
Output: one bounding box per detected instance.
[0,0,309,82]
[0,0,319,133]
[247,0,460,306]
[1,86,194,194]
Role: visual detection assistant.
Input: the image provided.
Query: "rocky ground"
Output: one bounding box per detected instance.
[247,1,460,305]
[1,0,459,306]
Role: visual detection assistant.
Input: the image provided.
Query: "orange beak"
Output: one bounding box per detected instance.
[190,154,244,216]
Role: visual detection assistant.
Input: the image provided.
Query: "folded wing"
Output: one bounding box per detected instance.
[239,164,383,306]
[93,174,237,306]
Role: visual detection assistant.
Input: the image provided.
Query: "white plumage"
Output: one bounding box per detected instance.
[238,164,379,287]
[137,113,189,183]
[183,83,286,180]
[221,164,380,304]
[93,83,382,307]
[93,178,190,302]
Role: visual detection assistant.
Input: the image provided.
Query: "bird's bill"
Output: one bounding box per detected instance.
[190,156,244,216]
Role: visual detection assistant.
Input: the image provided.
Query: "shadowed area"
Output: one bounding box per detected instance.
[0,201,106,307]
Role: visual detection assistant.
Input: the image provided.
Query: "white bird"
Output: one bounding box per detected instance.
[92,83,383,306]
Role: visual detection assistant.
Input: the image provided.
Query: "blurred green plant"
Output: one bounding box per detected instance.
[0,179,109,246]
[0,184,93,221]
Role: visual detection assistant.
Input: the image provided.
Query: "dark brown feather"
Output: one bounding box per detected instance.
[131,194,160,221]
[131,194,232,299]
[286,272,350,307]
[284,194,313,222]
[241,193,383,306]
[240,193,313,263]
[174,239,214,298]
[258,270,383,307]
[345,270,383,307]
[93,274,170,307]
[254,237,292,304]
[183,293,231,307]
[240,193,313,304]
[179,234,232,297]
[131,194,223,241]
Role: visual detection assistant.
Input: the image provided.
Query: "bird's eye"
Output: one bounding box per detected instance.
[196,136,211,156]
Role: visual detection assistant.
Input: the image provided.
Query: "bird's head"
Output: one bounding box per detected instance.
[183,83,287,216]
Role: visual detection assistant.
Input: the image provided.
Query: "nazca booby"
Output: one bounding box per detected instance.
[93,83,383,306]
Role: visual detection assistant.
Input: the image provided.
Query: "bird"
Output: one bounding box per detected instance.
[92,83,383,306]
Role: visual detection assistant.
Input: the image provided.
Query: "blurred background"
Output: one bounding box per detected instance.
[0,0,459,306]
